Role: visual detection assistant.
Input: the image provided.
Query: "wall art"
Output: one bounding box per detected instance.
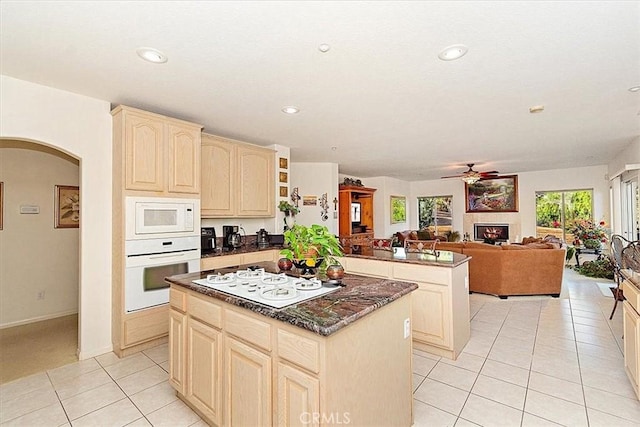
[465,175,518,212]
[55,185,80,228]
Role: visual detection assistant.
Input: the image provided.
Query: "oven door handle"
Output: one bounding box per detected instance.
[148,252,186,260]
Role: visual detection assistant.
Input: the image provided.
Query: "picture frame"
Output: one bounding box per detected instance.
[279,157,288,169]
[279,172,288,183]
[279,186,288,197]
[390,195,406,224]
[55,185,80,228]
[465,175,518,213]
[303,196,317,206]
[0,182,3,231]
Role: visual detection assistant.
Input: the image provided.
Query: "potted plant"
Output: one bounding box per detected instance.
[278,201,300,231]
[280,224,343,276]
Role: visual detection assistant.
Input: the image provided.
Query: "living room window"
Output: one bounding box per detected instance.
[418,196,452,235]
[535,189,593,242]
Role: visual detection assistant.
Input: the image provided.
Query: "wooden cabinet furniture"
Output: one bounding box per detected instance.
[111,105,202,357]
[622,278,640,400]
[200,249,279,271]
[169,283,413,426]
[113,105,201,195]
[340,255,470,359]
[201,133,275,218]
[338,184,376,255]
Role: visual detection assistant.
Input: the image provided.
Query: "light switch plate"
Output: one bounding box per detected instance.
[20,205,40,214]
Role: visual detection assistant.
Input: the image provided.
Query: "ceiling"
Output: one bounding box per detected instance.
[1,1,639,181]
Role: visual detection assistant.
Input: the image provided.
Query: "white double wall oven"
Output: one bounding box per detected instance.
[125,197,201,312]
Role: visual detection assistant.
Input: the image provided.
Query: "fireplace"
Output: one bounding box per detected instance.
[474,223,509,243]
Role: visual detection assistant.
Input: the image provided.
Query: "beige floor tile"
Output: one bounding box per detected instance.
[413,348,442,361]
[576,341,623,361]
[0,372,51,403]
[573,322,616,338]
[145,399,201,427]
[104,353,155,380]
[453,418,481,427]
[487,346,532,370]
[480,359,529,387]
[413,353,438,376]
[524,390,588,426]
[583,385,640,423]
[142,343,168,364]
[532,342,578,361]
[159,361,169,373]
[439,352,485,373]
[530,353,581,384]
[470,375,526,410]
[574,331,621,350]
[47,359,101,387]
[427,363,478,392]
[460,394,523,426]
[0,401,68,427]
[115,365,167,396]
[61,381,125,420]
[129,380,177,415]
[124,418,152,426]
[53,368,113,401]
[94,352,120,368]
[414,378,469,416]
[413,373,425,393]
[412,399,457,427]
[580,368,638,399]
[527,371,584,405]
[187,420,209,427]
[533,335,577,353]
[71,398,143,427]
[0,383,59,423]
[521,412,562,426]
[586,407,640,427]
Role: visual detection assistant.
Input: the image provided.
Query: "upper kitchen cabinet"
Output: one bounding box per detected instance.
[201,133,275,218]
[112,105,202,196]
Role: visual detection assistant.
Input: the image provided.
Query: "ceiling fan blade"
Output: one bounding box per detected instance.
[440,174,464,179]
[479,170,499,175]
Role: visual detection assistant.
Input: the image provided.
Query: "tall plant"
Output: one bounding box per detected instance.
[280,224,343,265]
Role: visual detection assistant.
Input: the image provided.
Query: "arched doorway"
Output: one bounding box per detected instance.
[0,139,80,383]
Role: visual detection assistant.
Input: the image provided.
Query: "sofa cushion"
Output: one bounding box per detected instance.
[463,241,502,251]
[522,236,542,244]
[501,244,530,250]
[525,242,557,249]
[416,230,431,240]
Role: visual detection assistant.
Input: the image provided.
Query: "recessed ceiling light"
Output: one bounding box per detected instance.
[136,47,168,64]
[318,44,331,53]
[281,106,299,114]
[629,86,640,92]
[529,105,545,113]
[438,44,468,61]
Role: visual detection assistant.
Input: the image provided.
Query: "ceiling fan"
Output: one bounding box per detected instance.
[441,163,500,184]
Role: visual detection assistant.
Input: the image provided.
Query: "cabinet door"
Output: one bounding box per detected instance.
[201,254,243,271]
[623,302,639,392]
[225,336,272,426]
[277,363,320,427]
[236,145,274,217]
[168,123,200,194]
[243,250,278,264]
[201,135,236,216]
[187,318,222,424]
[124,112,164,191]
[411,282,451,348]
[169,309,186,393]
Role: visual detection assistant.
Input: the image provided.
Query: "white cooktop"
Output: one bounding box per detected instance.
[192,268,340,309]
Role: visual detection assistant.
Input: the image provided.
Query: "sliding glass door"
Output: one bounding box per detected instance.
[622,175,639,240]
[535,190,593,242]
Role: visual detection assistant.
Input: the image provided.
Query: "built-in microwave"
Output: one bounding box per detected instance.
[125,197,200,240]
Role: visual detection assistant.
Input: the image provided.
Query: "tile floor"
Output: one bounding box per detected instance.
[1,268,639,426]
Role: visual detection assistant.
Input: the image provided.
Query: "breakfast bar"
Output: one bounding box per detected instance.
[166,262,418,426]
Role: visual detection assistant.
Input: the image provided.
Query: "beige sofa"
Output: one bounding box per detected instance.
[431,241,565,298]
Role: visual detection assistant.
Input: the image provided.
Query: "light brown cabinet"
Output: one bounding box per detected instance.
[201,133,275,218]
[113,105,201,196]
[169,309,186,394]
[622,279,640,400]
[187,318,222,424]
[200,249,279,271]
[277,362,320,426]
[338,185,376,255]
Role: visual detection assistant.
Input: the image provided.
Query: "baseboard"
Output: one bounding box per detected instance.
[0,310,78,329]
[78,344,114,360]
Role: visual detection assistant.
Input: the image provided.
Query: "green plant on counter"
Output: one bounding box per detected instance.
[280,224,343,267]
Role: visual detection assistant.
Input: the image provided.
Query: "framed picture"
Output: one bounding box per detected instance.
[0,182,3,230]
[279,172,288,183]
[279,157,288,169]
[279,186,288,197]
[55,185,80,228]
[303,196,317,206]
[390,195,406,224]
[465,175,518,212]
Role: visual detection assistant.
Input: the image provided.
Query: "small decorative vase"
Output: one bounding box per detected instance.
[277,257,293,271]
[292,258,323,278]
[325,264,345,281]
[583,239,601,249]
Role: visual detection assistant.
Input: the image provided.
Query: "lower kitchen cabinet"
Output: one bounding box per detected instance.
[168,309,186,394]
[201,249,279,271]
[622,279,640,400]
[187,318,222,424]
[411,282,450,348]
[277,362,320,427]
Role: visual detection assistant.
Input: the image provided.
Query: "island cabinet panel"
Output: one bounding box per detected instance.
[344,257,390,278]
[225,336,273,426]
[622,280,640,400]
[411,283,450,347]
[168,310,186,394]
[187,318,222,424]
[188,294,222,329]
[277,363,320,427]
[225,308,272,352]
[201,250,279,271]
[277,329,320,373]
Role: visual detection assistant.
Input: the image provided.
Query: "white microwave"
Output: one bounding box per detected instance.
[125,197,200,240]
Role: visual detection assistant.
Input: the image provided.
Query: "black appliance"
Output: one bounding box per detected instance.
[201,227,217,254]
[223,225,242,249]
[256,228,270,249]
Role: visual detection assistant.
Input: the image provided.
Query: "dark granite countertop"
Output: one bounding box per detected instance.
[346,247,471,268]
[166,261,418,336]
[201,245,284,259]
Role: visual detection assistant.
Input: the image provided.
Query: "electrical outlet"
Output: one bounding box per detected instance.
[37,290,45,300]
[403,318,411,339]
[465,276,469,290]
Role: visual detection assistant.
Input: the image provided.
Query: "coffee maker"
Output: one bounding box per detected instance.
[223,225,242,250]
[201,227,217,254]
[256,228,270,249]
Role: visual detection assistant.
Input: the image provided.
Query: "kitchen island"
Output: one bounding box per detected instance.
[339,248,471,359]
[166,262,418,426]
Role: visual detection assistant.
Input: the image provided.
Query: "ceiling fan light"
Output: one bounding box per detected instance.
[462,175,480,184]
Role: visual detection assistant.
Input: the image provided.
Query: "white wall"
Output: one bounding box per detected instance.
[609,137,640,178]
[0,142,79,327]
[291,163,339,234]
[0,75,113,359]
